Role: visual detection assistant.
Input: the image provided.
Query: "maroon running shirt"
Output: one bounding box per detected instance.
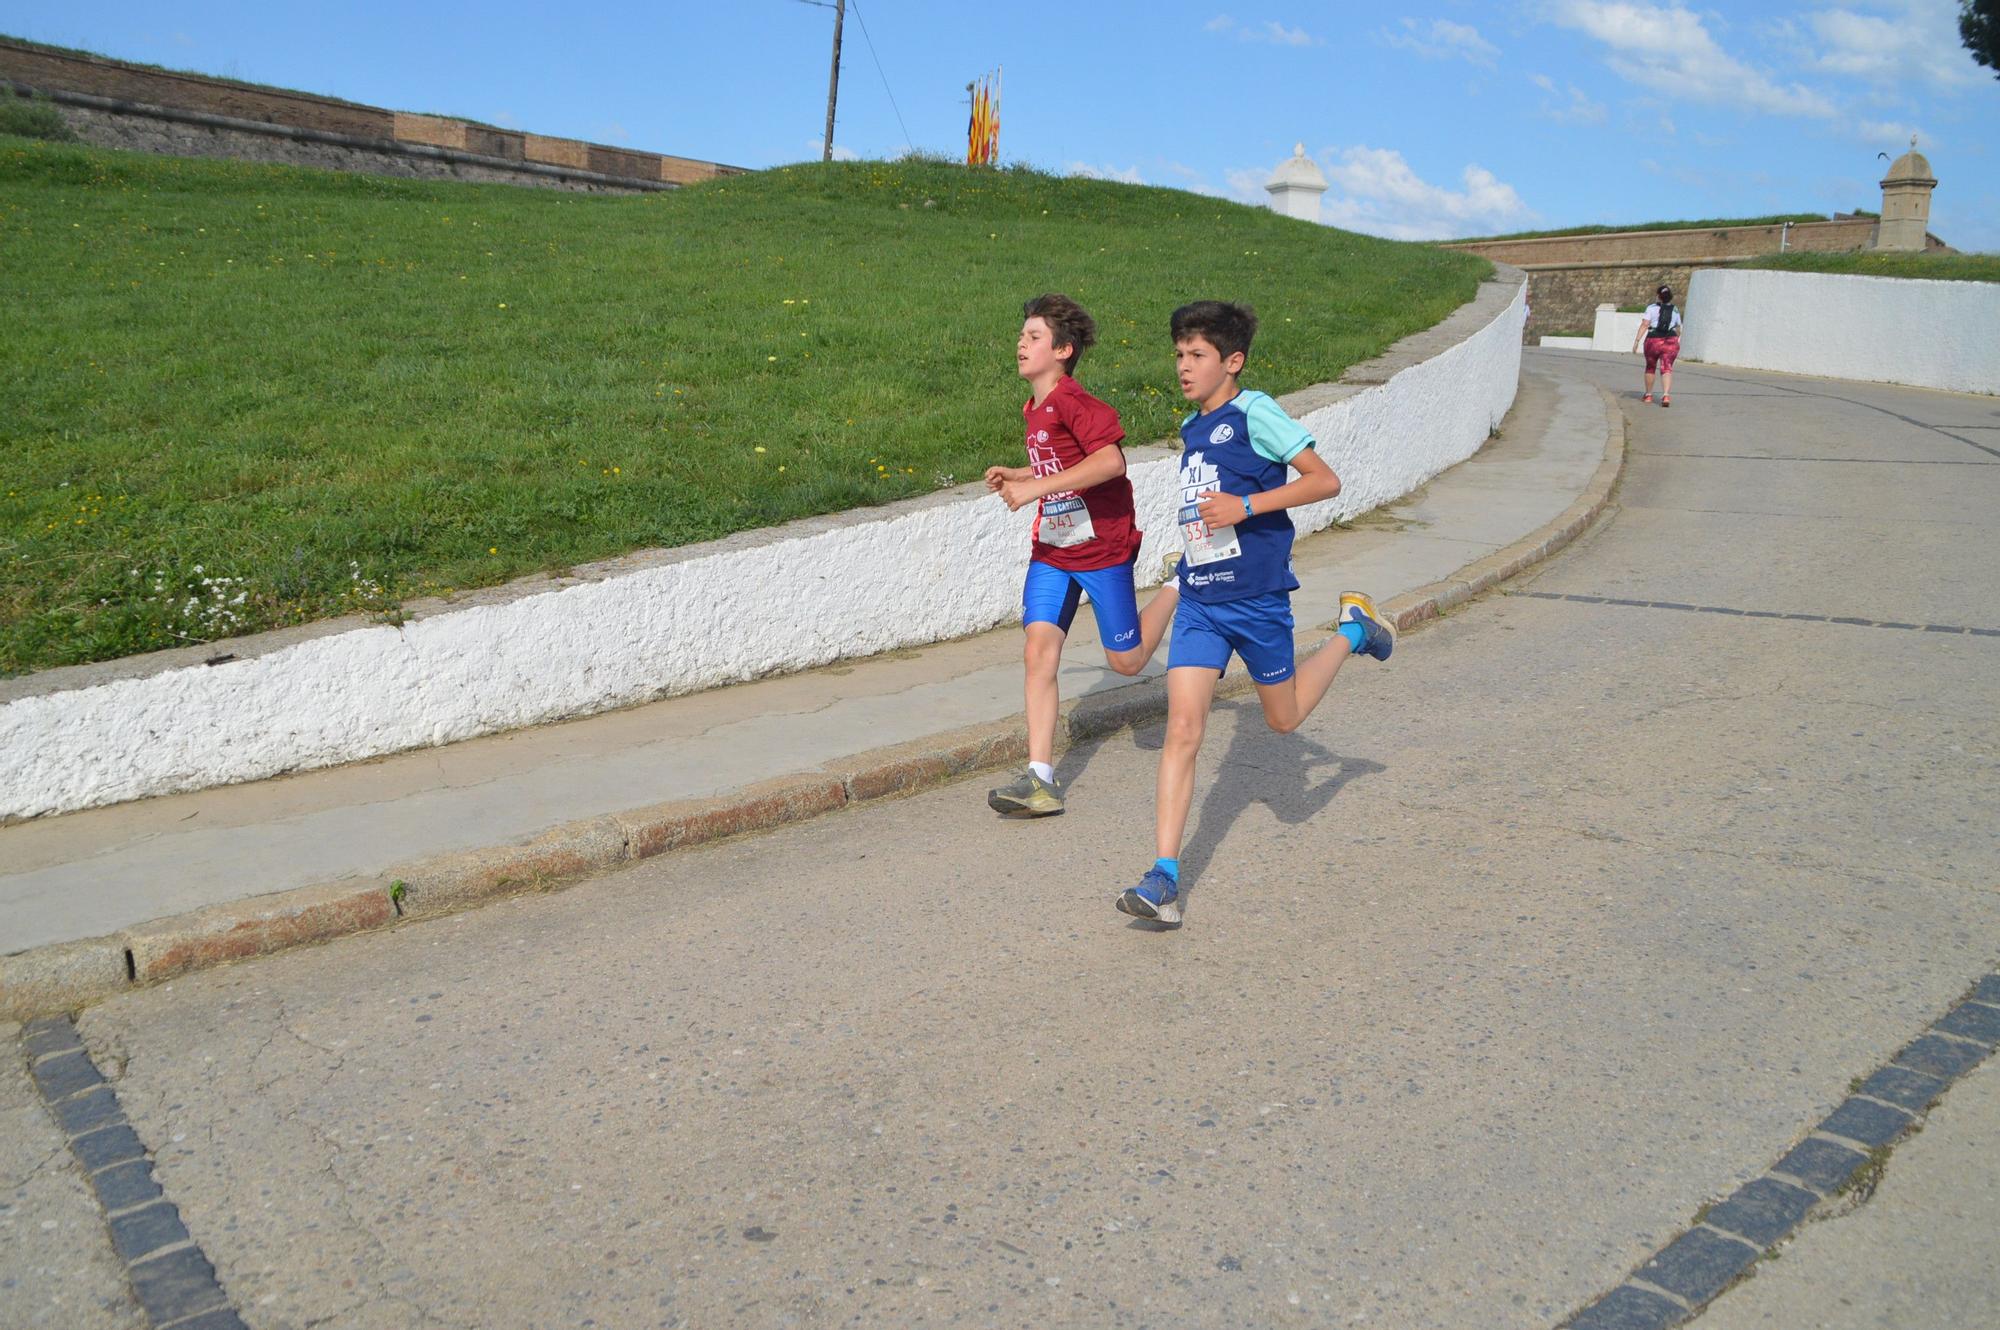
[1022,376,1140,572]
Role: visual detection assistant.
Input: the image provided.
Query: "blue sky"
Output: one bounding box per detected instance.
[7,1,1994,249]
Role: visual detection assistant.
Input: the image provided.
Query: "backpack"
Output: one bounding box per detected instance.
[1652,303,1677,338]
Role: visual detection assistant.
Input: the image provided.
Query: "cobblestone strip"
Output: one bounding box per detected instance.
[18,1015,245,1330]
[1561,973,2000,1329]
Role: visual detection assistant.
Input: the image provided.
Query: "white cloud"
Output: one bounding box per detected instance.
[1224,166,1271,201]
[606,122,632,145]
[1385,17,1499,67]
[805,138,860,161]
[1069,162,1145,185]
[1854,118,1926,150]
[491,112,521,129]
[1541,82,1608,124]
[1804,3,1981,90]
[1205,15,1320,45]
[1314,146,1532,240]
[1529,71,1557,92]
[1546,1,1836,117]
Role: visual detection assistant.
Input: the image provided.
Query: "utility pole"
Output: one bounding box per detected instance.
[822,0,845,161]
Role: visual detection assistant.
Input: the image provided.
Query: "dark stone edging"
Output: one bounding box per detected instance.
[1561,974,2000,1330]
[18,1015,246,1329]
[0,378,1618,1024]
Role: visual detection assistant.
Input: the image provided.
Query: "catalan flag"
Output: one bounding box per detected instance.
[967,69,1000,166]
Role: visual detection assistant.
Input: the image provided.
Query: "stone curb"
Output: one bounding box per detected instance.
[0,388,1625,1022]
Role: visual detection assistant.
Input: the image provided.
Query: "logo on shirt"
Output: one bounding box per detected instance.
[1033,429,1050,444]
[1209,423,1236,445]
[1180,450,1219,503]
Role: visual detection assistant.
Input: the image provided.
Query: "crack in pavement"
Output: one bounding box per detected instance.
[1,1143,71,1192]
[1385,796,1989,893]
[1691,369,2000,461]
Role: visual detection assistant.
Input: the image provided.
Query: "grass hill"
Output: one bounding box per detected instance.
[1,137,1489,675]
[1738,251,1999,281]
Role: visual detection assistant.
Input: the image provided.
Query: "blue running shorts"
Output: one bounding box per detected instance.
[1022,559,1143,651]
[1167,591,1296,683]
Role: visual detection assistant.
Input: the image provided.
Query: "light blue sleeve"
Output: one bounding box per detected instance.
[1243,392,1314,465]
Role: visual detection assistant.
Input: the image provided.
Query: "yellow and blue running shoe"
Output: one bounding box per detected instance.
[1338,590,1396,661]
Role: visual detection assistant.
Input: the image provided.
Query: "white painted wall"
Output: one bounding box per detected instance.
[1683,268,1999,396]
[1539,335,1591,350]
[2,279,1526,820]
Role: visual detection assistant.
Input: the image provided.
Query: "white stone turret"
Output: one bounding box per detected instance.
[1265,142,1326,224]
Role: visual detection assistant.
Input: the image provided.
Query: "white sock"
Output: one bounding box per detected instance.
[1029,761,1055,784]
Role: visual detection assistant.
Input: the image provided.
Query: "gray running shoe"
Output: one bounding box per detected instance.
[987,769,1064,816]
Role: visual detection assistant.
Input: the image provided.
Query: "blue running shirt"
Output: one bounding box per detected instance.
[1175,390,1316,603]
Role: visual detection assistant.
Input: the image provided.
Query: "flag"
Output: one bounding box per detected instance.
[967,70,1000,166]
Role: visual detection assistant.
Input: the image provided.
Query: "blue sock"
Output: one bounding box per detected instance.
[1337,621,1367,654]
[1153,857,1180,882]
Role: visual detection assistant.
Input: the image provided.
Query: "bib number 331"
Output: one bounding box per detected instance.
[1179,502,1241,567]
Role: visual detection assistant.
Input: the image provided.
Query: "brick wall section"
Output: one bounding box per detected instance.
[2,42,394,139]
[1444,218,1964,338]
[1445,219,1881,268]
[0,39,741,189]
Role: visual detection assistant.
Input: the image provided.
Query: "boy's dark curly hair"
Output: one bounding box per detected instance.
[1170,300,1259,362]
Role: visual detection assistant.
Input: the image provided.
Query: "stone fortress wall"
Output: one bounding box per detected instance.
[0,38,744,193]
[1445,218,1950,340]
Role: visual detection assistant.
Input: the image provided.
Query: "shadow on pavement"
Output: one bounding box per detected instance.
[1133,700,1387,928]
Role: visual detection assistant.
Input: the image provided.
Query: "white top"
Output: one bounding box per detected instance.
[1642,303,1682,336]
[1266,143,1327,191]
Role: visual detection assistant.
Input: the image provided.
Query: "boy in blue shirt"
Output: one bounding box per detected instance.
[1117,301,1395,925]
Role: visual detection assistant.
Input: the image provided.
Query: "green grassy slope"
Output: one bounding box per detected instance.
[1,139,1489,674]
[1737,251,2000,281]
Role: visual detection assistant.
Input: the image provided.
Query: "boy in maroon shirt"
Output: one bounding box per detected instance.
[984,293,1178,816]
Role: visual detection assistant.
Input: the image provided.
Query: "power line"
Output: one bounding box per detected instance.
[846,1,914,154]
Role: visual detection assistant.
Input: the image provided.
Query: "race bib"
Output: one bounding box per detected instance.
[1179,502,1240,567]
[1036,492,1097,549]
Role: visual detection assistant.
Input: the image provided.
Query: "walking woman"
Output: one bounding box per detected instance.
[1632,284,1683,406]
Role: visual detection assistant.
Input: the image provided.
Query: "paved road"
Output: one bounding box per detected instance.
[9,352,1998,1329]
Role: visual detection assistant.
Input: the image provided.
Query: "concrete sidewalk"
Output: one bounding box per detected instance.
[0,365,1621,1015]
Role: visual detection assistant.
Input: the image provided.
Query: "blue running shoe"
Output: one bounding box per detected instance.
[1338,590,1395,662]
[1116,868,1182,926]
